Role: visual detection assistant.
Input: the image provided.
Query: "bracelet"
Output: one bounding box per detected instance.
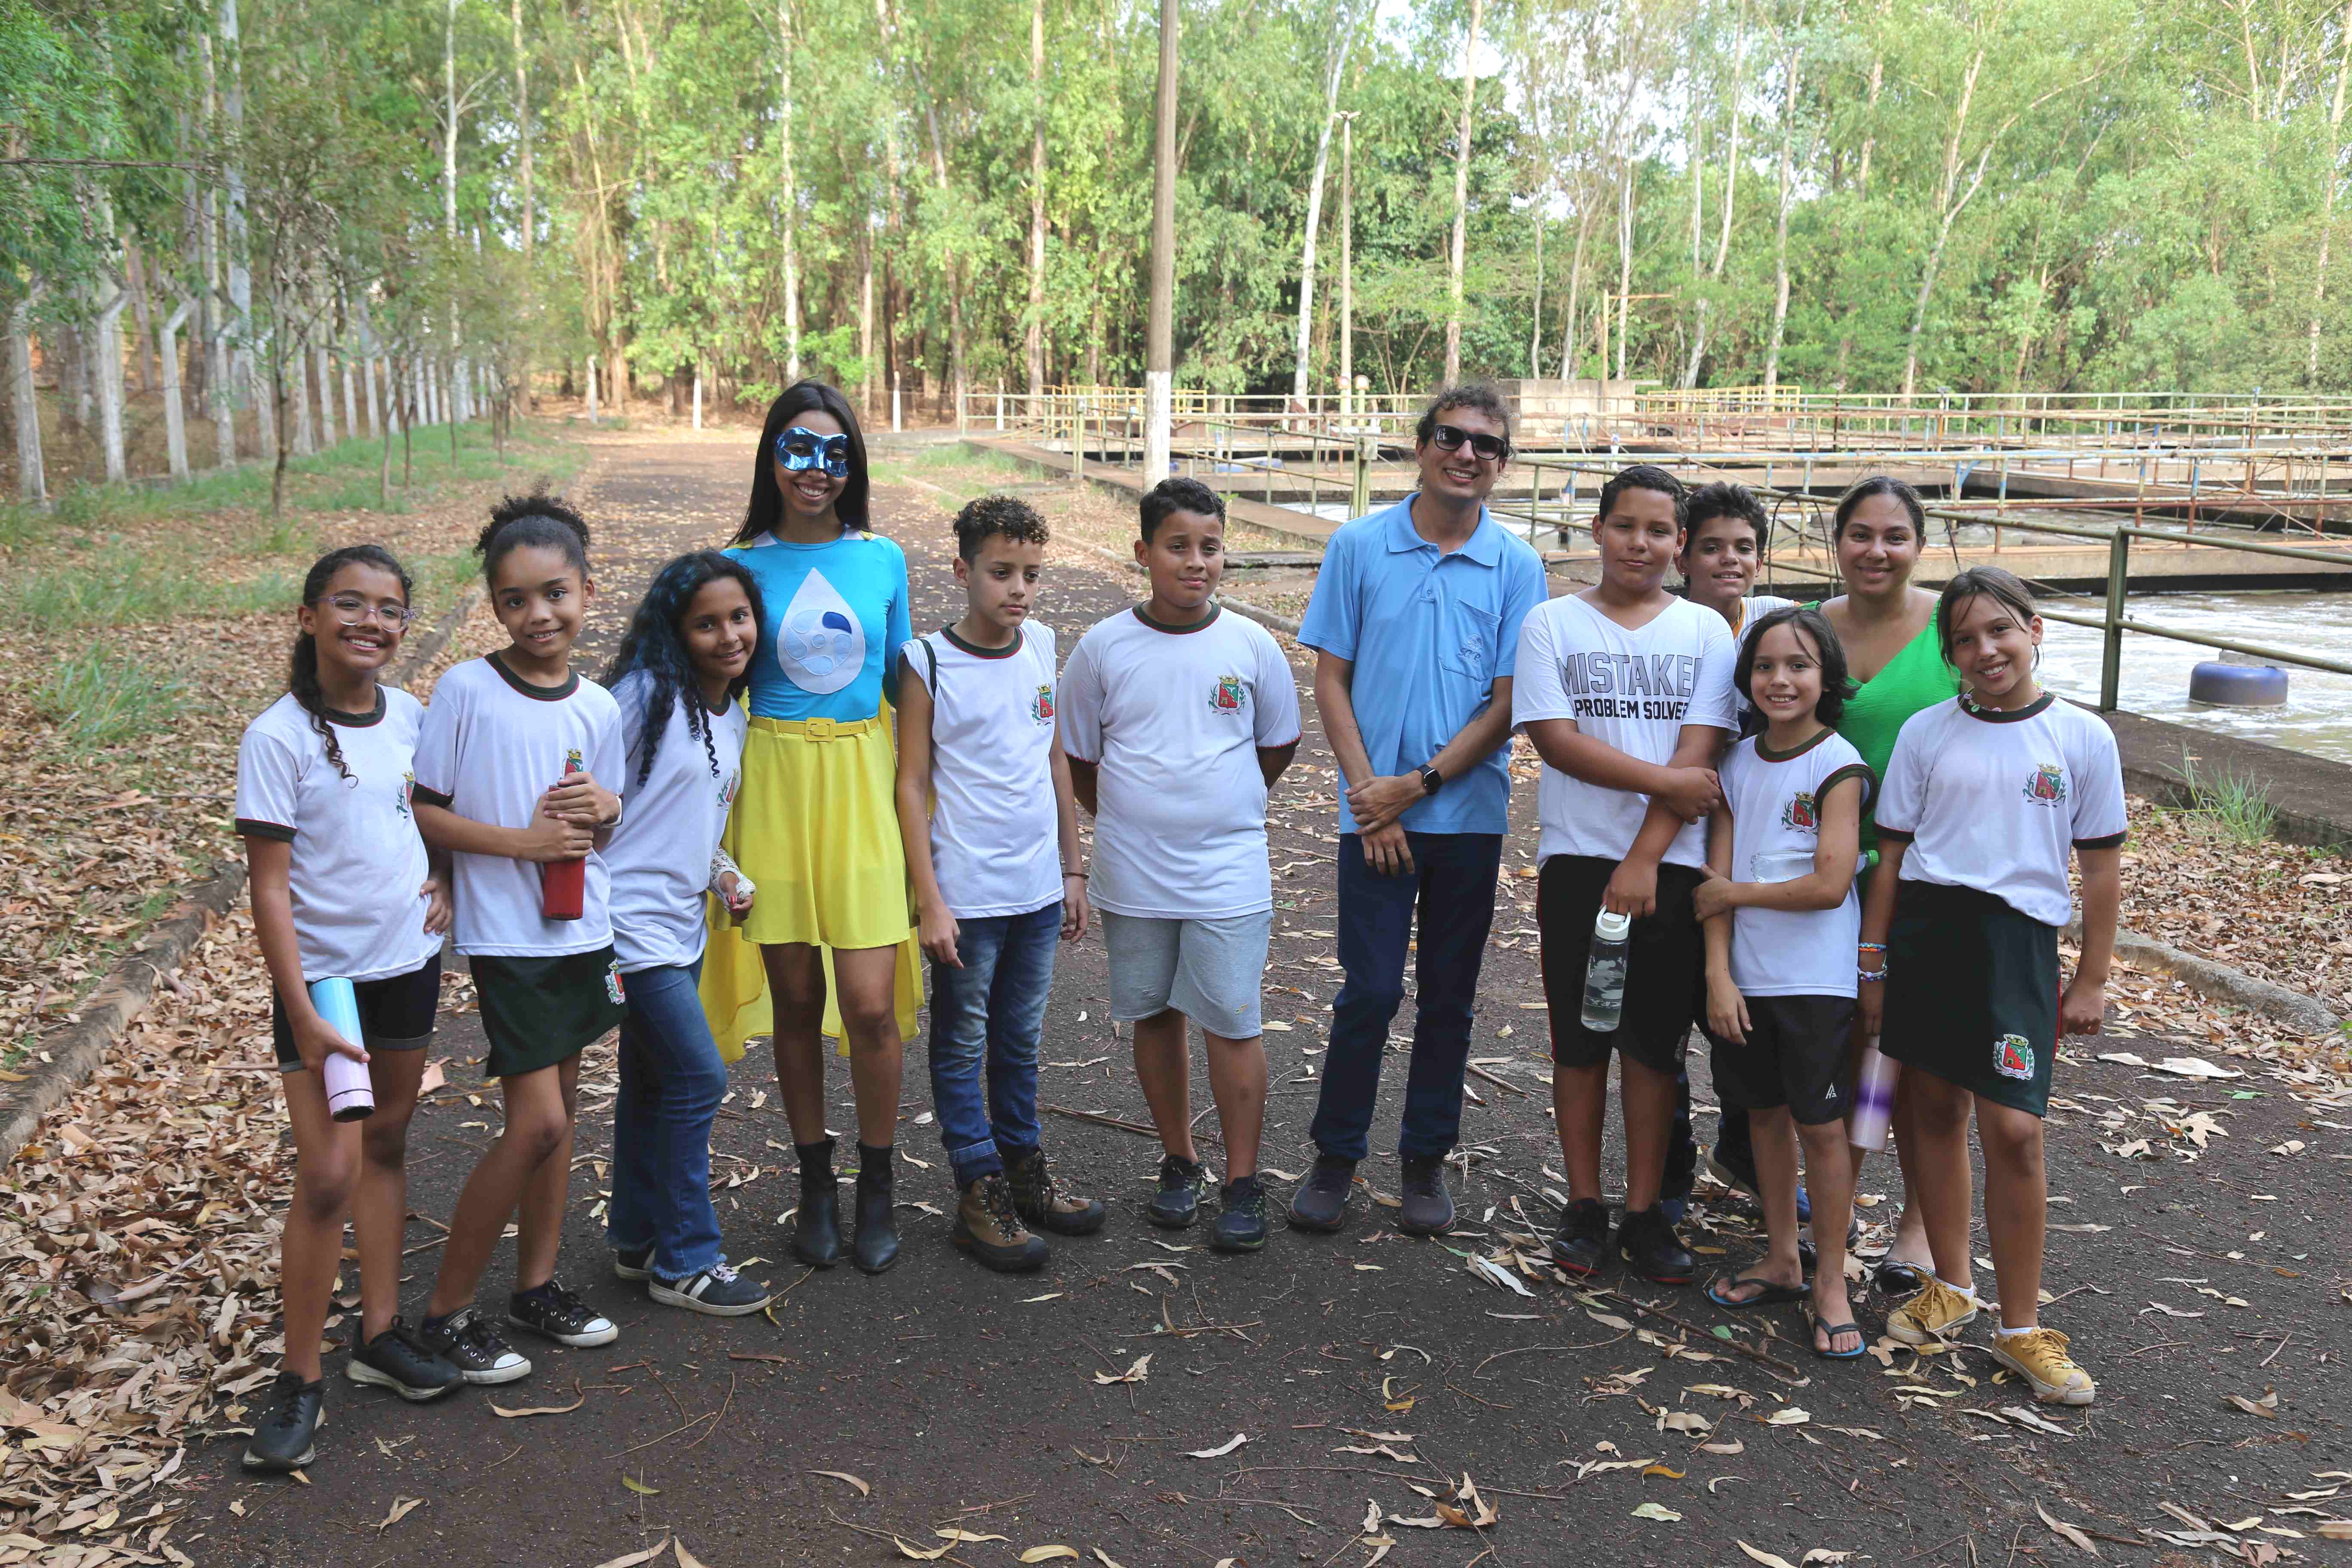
[1858,942,1888,955]
[1063,869,1088,879]
[1858,966,1888,983]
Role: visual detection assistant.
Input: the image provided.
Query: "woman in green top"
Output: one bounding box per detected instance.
[1817,476,1958,1297]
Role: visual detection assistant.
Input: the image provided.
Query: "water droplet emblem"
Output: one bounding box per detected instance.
[775,568,866,695]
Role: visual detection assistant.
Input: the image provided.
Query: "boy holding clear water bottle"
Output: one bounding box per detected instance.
[1513,466,1737,1286]
[1689,606,1870,1358]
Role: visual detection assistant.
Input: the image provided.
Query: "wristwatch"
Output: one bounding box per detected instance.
[1417,763,1444,796]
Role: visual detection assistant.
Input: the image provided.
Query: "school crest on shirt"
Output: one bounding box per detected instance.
[1993,1032,2036,1080]
[1208,674,1248,716]
[398,770,415,821]
[719,770,739,810]
[1032,683,1055,725]
[1779,790,1819,832]
[564,747,585,777]
[2023,763,2067,808]
[605,959,627,1006]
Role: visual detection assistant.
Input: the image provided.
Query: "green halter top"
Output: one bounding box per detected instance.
[1814,601,1960,853]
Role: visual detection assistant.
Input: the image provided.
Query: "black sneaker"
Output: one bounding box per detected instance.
[242,1371,322,1471]
[344,1317,463,1401]
[1397,1156,1455,1237]
[649,1262,774,1317]
[1549,1197,1613,1277]
[508,1279,620,1348]
[1209,1174,1268,1253]
[421,1305,532,1384]
[1147,1154,1207,1229]
[1617,1204,1696,1286]
[1287,1155,1354,1233]
[612,1244,654,1282]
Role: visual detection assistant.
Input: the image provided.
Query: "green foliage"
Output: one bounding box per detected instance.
[33,646,190,752]
[0,539,296,630]
[2172,746,2282,845]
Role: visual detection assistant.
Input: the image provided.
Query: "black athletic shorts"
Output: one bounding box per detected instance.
[470,946,628,1079]
[1704,993,1856,1126]
[273,954,442,1073]
[1539,854,1704,1074]
[1880,880,2061,1118]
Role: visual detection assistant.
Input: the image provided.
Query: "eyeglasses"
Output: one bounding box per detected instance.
[323,595,416,628]
[1429,423,1510,462]
[775,426,852,480]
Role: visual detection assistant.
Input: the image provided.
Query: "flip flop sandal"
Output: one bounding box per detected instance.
[1707,1274,1808,1310]
[1813,1321,1868,1360]
[1874,1259,1929,1298]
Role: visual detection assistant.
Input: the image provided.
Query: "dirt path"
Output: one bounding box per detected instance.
[172,433,2352,1568]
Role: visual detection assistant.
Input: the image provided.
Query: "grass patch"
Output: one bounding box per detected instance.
[34,646,191,751]
[1,539,297,629]
[2171,746,2281,845]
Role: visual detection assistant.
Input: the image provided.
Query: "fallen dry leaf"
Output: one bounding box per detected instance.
[1737,1543,1799,1568]
[2037,1501,2099,1555]
[1093,1354,1152,1385]
[674,1543,711,1568]
[591,1540,672,1568]
[490,1393,587,1418]
[1186,1433,1249,1459]
[622,1475,662,1496]
[1019,1549,1081,1563]
[891,1540,953,1561]
[1767,1407,1812,1426]
[2224,1390,2281,1419]
[376,1496,425,1532]
[807,1469,872,1495]
[1632,1501,1684,1522]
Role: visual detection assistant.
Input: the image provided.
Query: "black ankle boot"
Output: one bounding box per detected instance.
[792,1137,842,1268]
[853,1143,899,1275]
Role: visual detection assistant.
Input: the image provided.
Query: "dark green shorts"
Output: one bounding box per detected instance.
[469,947,627,1080]
[1880,881,2059,1118]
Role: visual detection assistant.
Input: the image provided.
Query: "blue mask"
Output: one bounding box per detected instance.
[775,425,851,480]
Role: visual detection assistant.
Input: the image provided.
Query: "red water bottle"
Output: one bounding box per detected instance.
[540,758,586,921]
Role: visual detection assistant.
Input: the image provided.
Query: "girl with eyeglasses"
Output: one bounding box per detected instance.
[236,545,462,1471]
[704,381,919,1276]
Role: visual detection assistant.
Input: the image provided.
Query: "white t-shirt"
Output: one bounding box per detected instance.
[1718,729,1873,998]
[1876,693,2128,928]
[234,689,440,984]
[412,654,627,958]
[902,622,1064,920]
[1725,594,1798,721]
[1057,606,1303,920]
[1511,593,1738,867]
[603,671,748,973]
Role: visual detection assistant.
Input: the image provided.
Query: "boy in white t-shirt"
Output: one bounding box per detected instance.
[1058,478,1302,1254]
[895,496,1102,1274]
[1513,465,1737,1288]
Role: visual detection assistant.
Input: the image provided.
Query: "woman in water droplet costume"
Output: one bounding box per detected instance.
[707,382,919,1275]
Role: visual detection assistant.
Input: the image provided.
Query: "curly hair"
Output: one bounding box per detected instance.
[952,494,1051,562]
[1736,604,1857,726]
[602,551,768,786]
[291,545,413,782]
[478,490,591,584]
[1414,382,1514,455]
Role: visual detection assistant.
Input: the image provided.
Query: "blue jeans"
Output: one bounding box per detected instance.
[606,959,726,1278]
[1310,831,1503,1163]
[927,901,1060,1187]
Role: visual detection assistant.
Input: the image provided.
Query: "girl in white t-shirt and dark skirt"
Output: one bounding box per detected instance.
[410,498,631,1383]
[1860,568,2125,1405]
[600,551,773,1316]
[236,545,462,1470]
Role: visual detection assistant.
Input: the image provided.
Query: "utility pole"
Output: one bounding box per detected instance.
[1145,0,1179,481]
[1339,110,1356,423]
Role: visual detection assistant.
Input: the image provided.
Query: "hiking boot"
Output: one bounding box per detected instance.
[1287,1155,1355,1234]
[242,1371,322,1471]
[1397,1156,1455,1237]
[1004,1146,1106,1237]
[1147,1153,1207,1229]
[650,1262,774,1317]
[508,1279,619,1348]
[1989,1327,2096,1406]
[1617,1205,1695,1286]
[420,1305,532,1385]
[792,1137,843,1268]
[952,1175,1049,1273]
[852,1145,899,1275]
[612,1244,654,1282]
[343,1317,462,1402]
[1887,1277,1980,1346]
[1209,1174,1268,1253]
[1549,1197,1613,1277]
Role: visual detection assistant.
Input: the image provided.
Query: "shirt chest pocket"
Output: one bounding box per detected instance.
[1439,600,1501,683]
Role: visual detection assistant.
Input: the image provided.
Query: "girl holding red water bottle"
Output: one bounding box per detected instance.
[410,495,629,1385]
[237,545,460,1471]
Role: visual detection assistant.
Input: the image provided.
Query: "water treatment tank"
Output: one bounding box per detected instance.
[2189,659,2289,707]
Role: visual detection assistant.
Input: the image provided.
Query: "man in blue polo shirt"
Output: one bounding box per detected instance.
[1289,384,1548,1237]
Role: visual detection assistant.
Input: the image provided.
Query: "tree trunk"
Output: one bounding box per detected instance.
[512,0,533,258]
[1559,203,1593,380]
[1615,159,1634,380]
[290,325,315,456]
[126,239,157,395]
[160,296,193,481]
[1442,0,1485,385]
[216,6,254,412]
[777,0,801,381]
[316,336,337,447]
[1528,213,1544,379]
[1291,12,1354,404]
[858,217,876,415]
[1763,30,1803,392]
[1683,0,1749,390]
[1026,0,1047,395]
[2311,2,2352,387]
[8,297,44,502]
[1902,47,1986,400]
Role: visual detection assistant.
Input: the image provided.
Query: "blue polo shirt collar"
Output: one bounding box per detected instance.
[1384,495,1504,568]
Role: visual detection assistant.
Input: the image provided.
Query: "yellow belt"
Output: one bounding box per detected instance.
[750,713,881,741]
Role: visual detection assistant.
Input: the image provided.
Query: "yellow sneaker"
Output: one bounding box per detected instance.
[1886,1277,1978,1345]
[1989,1327,2096,1406]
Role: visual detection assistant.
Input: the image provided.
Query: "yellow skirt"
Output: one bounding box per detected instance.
[698,712,920,1063]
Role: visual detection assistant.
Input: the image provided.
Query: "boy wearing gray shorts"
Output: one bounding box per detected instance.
[1058,478,1302,1252]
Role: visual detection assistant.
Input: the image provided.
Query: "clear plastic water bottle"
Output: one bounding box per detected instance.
[1580,910,1632,1033]
[1849,1035,1898,1151]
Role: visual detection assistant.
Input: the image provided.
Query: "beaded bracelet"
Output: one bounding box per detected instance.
[1858,966,1889,983]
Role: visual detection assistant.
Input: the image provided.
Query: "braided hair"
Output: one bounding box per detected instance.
[602,551,767,786]
[291,545,413,783]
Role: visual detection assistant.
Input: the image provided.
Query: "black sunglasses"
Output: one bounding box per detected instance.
[1429,423,1510,462]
